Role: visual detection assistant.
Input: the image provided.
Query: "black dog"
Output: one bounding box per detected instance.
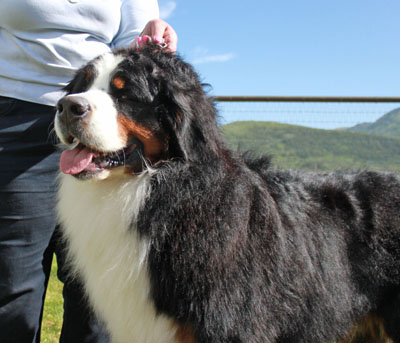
[55,45,400,343]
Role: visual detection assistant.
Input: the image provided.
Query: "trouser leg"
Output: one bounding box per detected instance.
[0,191,56,343]
[0,97,60,343]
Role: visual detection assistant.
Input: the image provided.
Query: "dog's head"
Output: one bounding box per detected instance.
[55,45,221,180]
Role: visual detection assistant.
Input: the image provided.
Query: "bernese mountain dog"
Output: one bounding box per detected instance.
[54,45,400,343]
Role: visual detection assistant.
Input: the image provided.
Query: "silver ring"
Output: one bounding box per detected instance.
[157,39,168,49]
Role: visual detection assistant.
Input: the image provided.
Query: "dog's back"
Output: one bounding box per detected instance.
[247,158,400,342]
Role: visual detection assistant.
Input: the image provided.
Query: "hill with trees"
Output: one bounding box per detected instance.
[222,121,400,172]
[347,107,400,138]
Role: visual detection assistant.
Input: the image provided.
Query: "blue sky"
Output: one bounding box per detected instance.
[158,1,400,127]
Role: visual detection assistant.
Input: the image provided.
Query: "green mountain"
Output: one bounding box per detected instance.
[222,121,400,172]
[347,107,400,138]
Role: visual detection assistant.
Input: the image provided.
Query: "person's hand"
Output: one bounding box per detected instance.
[131,19,178,53]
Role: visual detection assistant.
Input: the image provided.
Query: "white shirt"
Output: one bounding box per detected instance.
[0,0,159,105]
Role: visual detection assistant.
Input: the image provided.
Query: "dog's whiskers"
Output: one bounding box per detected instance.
[47,122,59,145]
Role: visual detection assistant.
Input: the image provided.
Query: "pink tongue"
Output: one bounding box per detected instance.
[60,146,95,175]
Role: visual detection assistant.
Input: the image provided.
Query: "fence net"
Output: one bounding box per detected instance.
[216,99,400,130]
[215,97,400,172]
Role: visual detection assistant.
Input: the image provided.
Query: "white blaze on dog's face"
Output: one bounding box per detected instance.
[56,53,125,151]
[76,55,126,151]
[55,50,168,180]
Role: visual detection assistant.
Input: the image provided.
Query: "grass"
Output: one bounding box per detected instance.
[41,257,63,343]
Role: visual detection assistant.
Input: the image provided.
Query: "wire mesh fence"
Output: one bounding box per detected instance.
[215,96,400,130]
[215,96,400,172]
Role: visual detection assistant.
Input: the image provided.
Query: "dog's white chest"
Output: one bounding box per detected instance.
[57,174,176,343]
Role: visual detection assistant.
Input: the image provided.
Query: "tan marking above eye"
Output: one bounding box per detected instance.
[112,77,126,89]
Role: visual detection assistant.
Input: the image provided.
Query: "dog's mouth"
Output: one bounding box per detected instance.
[60,137,143,176]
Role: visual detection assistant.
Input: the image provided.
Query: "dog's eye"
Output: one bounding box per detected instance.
[111,76,126,90]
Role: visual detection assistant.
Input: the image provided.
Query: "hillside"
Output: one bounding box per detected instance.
[222,121,400,172]
[347,107,400,138]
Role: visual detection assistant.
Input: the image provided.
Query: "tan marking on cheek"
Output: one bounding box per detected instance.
[117,114,166,160]
[112,77,125,89]
[173,323,196,343]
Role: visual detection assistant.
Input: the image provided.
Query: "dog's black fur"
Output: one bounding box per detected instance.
[62,46,400,343]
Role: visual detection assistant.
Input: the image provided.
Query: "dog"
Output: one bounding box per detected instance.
[54,45,400,343]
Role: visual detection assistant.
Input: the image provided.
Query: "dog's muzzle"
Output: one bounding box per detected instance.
[57,95,92,125]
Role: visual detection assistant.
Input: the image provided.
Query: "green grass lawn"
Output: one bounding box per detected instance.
[42,257,63,343]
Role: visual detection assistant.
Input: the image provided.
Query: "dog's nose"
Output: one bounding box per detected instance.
[57,95,91,119]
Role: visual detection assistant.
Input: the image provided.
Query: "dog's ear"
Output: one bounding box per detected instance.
[174,93,204,162]
[158,86,196,161]
[163,81,219,163]
[152,52,221,162]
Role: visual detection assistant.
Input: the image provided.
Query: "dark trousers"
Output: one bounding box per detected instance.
[0,96,110,343]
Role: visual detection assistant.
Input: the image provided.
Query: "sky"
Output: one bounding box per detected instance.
[158,0,400,127]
